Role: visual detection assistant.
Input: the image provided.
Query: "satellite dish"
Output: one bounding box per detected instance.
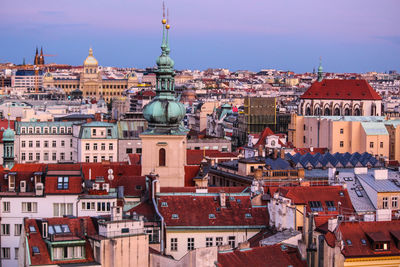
[108,174,114,181]
[108,169,113,175]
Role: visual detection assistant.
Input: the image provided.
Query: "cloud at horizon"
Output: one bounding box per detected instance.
[0,0,399,73]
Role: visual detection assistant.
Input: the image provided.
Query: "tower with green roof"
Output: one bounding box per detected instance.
[3,114,15,169]
[140,8,187,187]
[317,57,324,82]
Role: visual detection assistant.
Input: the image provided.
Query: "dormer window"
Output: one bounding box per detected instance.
[21,127,26,134]
[35,127,41,134]
[60,127,65,134]
[367,232,390,251]
[67,127,72,134]
[375,242,389,251]
[44,127,49,134]
[325,201,337,211]
[57,177,69,190]
[172,214,179,219]
[51,127,57,134]
[161,202,168,207]
[309,201,323,212]
[28,127,33,134]
[92,129,97,136]
[209,214,216,219]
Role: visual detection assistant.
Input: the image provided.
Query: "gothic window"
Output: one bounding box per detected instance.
[354,108,361,116]
[159,148,166,166]
[305,107,311,115]
[314,107,321,116]
[324,108,331,116]
[334,108,340,116]
[344,108,350,116]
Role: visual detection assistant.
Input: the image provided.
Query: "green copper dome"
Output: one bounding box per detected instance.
[142,18,187,135]
[3,128,15,142]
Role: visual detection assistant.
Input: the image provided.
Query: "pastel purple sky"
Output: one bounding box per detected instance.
[1,0,399,73]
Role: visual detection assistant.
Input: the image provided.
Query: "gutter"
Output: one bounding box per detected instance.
[152,178,165,255]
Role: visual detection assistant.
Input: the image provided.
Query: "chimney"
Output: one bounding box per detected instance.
[219,192,226,208]
[273,148,278,159]
[94,113,101,121]
[257,145,263,157]
[254,168,263,180]
[280,148,285,159]
[111,206,123,221]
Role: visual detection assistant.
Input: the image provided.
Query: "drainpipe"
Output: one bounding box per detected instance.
[152,178,165,255]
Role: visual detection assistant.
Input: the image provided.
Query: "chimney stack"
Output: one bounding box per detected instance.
[258,145,263,157]
[273,148,278,159]
[280,148,285,159]
[219,192,226,208]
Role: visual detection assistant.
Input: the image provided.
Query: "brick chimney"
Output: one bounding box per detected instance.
[273,148,278,159]
[94,113,101,121]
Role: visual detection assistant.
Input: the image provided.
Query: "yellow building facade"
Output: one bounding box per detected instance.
[43,48,138,102]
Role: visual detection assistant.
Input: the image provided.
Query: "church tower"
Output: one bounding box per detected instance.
[81,47,100,98]
[3,114,15,170]
[317,57,323,82]
[140,10,187,187]
[33,47,39,65]
[39,46,45,65]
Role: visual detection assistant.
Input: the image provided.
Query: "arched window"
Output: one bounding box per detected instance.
[371,105,376,116]
[159,148,166,166]
[334,108,340,116]
[324,108,331,116]
[344,108,350,116]
[354,108,361,116]
[305,107,311,116]
[314,107,321,116]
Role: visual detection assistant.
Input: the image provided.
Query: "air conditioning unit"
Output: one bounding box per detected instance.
[93,183,100,190]
[20,181,26,193]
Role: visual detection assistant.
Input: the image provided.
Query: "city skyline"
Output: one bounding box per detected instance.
[1,0,399,73]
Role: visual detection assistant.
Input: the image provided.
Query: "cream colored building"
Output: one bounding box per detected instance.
[43,48,138,102]
[289,115,390,158]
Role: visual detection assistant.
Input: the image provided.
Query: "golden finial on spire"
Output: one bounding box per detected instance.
[166,8,170,29]
[162,2,166,24]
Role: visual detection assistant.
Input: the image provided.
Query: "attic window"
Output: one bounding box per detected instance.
[209,214,216,219]
[229,196,235,201]
[171,214,179,219]
[161,202,168,207]
[339,191,344,196]
[32,246,40,255]
[361,239,367,245]
[309,201,323,212]
[375,242,389,251]
[346,240,352,246]
[216,207,221,212]
[61,224,70,233]
[54,225,62,234]
[136,185,142,190]
[29,226,36,232]
[245,213,252,218]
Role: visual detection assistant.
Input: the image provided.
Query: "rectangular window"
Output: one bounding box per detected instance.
[52,153,57,161]
[44,153,49,161]
[3,202,10,213]
[92,129,97,136]
[228,236,236,248]
[216,237,223,246]
[28,153,33,161]
[61,140,65,147]
[171,238,178,251]
[126,148,133,154]
[380,142,383,148]
[29,141,33,148]
[325,201,337,211]
[370,142,374,148]
[383,197,388,209]
[93,156,98,163]
[309,201,324,212]
[44,141,49,148]
[93,143,98,150]
[206,237,213,247]
[22,202,37,213]
[53,203,73,217]
[340,141,344,147]
[21,141,26,148]
[1,248,10,259]
[109,143,113,150]
[14,224,22,236]
[109,156,113,162]
[57,177,69,189]
[101,143,106,150]
[101,156,105,161]
[1,224,10,235]
[21,153,26,161]
[36,153,40,161]
[303,136,306,143]
[340,128,343,134]
[14,248,18,259]
[36,140,40,147]
[392,197,398,208]
[85,156,90,162]
[60,153,65,161]
[187,238,194,251]
[136,148,142,154]
[52,140,57,147]
[85,143,90,150]
[70,139,73,147]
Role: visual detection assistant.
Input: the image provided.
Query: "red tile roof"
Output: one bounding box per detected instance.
[159,195,268,227]
[160,187,248,193]
[217,244,306,267]
[336,220,400,258]
[186,150,239,165]
[270,186,354,214]
[184,165,199,186]
[254,127,274,147]
[24,217,96,266]
[81,162,140,181]
[300,79,382,100]
[44,176,83,194]
[293,148,328,155]
[128,153,141,165]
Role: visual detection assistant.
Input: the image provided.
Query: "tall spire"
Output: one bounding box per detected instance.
[142,3,186,135]
[39,46,45,65]
[34,47,39,65]
[317,56,323,82]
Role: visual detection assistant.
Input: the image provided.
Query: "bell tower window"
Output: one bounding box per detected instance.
[159,148,166,166]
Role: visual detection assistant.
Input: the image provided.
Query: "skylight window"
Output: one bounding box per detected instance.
[48,226,54,235]
[32,246,40,254]
[61,224,70,233]
[245,213,252,218]
[229,196,235,201]
[346,240,352,246]
[325,201,337,211]
[361,239,367,245]
[209,214,216,219]
[172,214,179,219]
[309,201,323,212]
[54,225,62,234]
[29,226,36,232]
[161,202,168,207]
